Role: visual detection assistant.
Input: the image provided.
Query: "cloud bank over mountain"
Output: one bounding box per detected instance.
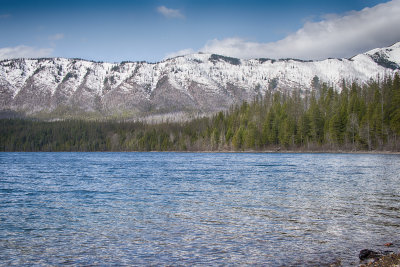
[0,45,53,60]
[169,0,400,60]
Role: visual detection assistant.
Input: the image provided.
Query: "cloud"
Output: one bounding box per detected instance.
[157,6,184,19]
[201,38,263,59]
[0,14,11,19]
[0,45,53,60]
[48,33,64,41]
[165,48,195,59]
[168,0,400,60]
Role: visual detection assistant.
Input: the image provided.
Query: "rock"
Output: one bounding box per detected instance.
[360,253,400,267]
[359,249,381,261]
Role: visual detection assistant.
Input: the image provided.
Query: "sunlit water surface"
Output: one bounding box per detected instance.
[0,152,399,266]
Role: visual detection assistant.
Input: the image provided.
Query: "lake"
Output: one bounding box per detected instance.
[0,152,399,266]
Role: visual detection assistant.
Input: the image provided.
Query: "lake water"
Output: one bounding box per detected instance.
[0,152,399,266]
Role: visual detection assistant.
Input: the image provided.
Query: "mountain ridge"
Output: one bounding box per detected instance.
[1,42,399,120]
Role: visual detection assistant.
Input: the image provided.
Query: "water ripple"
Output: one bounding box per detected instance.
[0,152,399,266]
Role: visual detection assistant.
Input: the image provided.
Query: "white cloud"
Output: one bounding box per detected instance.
[165,48,195,59]
[157,6,184,19]
[201,38,264,59]
[48,33,64,41]
[0,45,53,60]
[168,0,400,60]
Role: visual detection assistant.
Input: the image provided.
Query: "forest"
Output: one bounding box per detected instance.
[1,73,400,152]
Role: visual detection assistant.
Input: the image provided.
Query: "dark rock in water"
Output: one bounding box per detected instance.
[359,249,381,261]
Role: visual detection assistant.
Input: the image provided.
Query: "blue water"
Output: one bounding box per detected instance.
[0,152,399,266]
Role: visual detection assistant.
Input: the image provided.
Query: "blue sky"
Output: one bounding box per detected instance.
[0,0,399,62]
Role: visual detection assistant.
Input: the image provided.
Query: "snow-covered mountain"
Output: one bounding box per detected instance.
[1,42,399,120]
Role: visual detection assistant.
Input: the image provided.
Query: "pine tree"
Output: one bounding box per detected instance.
[390,73,400,135]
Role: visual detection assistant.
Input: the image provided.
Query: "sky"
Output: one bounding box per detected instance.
[0,0,400,62]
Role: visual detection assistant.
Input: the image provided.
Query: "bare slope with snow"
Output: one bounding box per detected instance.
[0,42,399,119]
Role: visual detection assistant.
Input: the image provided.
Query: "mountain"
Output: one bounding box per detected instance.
[1,42,399,120]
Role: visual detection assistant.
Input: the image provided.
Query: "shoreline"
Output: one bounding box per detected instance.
[2,150,400,154]
[166,150,400,155]
[360,252,400,267]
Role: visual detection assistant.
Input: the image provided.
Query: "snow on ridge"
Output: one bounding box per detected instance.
[0,42,399,103]
[381,42,400,63]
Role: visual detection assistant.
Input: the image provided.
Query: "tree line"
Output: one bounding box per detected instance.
[1,74,400,152]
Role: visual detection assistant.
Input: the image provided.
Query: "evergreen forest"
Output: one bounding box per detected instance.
[1,74,400,152]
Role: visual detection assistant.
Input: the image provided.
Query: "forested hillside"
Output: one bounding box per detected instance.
[1,74,399,152]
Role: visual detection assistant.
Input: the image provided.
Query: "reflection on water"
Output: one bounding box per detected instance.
[0,152,399,266]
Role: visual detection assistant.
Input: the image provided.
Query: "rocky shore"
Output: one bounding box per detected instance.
[359,252,400,266]
[327,245,400,267]
[358,246,400,267]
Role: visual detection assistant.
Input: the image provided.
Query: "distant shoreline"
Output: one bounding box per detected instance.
[3,150,399,154]
[144,150,400,155]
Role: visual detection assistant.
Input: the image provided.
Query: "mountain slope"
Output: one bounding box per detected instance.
[1,42,399,120]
